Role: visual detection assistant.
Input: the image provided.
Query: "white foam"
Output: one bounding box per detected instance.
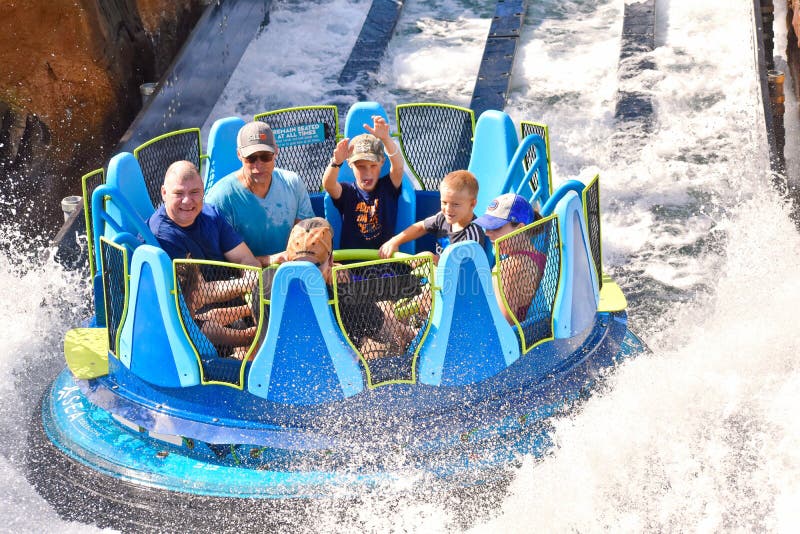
[3,0,797,530]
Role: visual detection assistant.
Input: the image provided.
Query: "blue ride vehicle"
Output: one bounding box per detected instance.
[30,102,644,527]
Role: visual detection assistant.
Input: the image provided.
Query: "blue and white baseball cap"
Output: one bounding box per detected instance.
[474,193,536,230]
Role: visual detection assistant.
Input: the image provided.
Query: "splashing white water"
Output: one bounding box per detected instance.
[474,192,800,531]
[2,0,798,531]
[472,0,800,531]
[0,253,102,532]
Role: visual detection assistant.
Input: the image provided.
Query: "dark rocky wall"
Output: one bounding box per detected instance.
[0,0,204,247]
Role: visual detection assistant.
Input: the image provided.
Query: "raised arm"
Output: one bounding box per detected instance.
[322,137,351,200]
[365,116,403,188]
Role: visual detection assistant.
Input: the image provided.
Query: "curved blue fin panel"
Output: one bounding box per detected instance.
[119,245,201,387]
[126,262,181,386]
[248,263,363,405]
[552,191,600,338]
[106,152,154,222]
[468,110,520,214]
[418,242,519,386]
[205,116,246,192]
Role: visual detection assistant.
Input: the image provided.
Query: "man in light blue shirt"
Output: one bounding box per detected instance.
[206,121,314,264]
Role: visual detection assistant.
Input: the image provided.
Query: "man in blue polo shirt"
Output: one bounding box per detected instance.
[148,160,263,356]
[148,160,262,266]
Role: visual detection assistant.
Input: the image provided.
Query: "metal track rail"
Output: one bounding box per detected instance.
[469,0,528,116]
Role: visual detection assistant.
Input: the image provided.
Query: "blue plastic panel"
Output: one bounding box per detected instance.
[551,191,599,338]
[204,116,246,191]
[414,190,441,253]
[248,262,363,404]
[468,110,521,214]
[106,152,155,224]
[119,245,202,387]
[417,241,519,386]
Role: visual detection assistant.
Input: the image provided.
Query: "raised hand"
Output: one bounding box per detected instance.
[332,137,352,164]
[364,115,390,142]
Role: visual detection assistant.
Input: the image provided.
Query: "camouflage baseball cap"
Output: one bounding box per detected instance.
[348,133,384,163]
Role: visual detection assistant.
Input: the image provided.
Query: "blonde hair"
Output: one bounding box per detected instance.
[441,170,479,198]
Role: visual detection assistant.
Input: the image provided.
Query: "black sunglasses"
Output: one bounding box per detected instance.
[245,153,274,163]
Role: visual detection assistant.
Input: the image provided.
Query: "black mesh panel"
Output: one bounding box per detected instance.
[135,129,202,210]
[254,106,339,193]
[82,168,105,277]
[494,217,561,351]
[521,122,550,195]
[100,240,127,356]
[583,177,603,290]
[174,262,262,386]
[332,257,434,386]
[396,104,474,190]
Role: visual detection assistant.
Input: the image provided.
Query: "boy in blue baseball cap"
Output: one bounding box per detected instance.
[475,193,545,325]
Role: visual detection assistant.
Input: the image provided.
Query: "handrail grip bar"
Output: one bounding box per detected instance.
[540,180,586,216]
[91,184,159,273]
[504,134,550,206]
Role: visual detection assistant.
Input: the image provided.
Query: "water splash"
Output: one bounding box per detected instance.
[3,0,798,531]
[473,192,800,532]
[0,243,99,531]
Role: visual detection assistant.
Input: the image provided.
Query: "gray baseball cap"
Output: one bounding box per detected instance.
[237,121,277,157]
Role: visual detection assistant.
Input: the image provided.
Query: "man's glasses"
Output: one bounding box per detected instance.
[245,153,274,163]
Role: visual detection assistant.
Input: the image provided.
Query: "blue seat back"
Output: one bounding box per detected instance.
[247,262,364,405]
[417,241,519,386]
[468,110,521,214]
[204,116,246,191]
[106,152,155,224]
[117,245,202,388]
[336,102,391,184]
